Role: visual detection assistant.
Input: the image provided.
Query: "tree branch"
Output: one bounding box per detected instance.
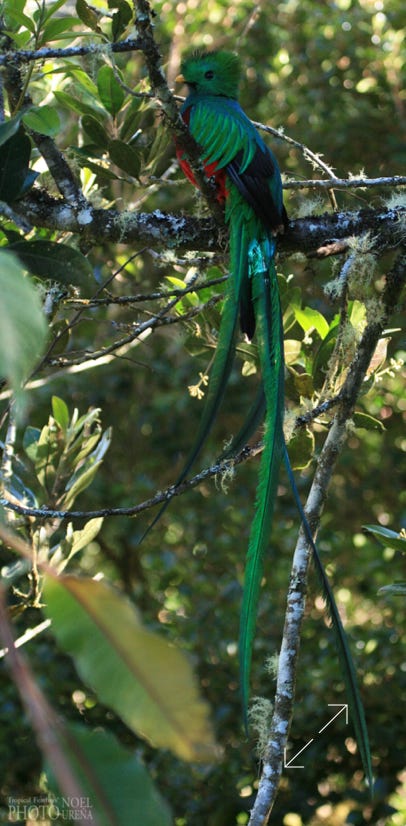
[12,191,405,256]
[0,37,143,65]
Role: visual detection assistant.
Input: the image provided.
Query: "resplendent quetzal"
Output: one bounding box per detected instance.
[141,49,372,786]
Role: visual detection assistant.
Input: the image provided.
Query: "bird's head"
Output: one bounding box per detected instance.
[176,50,241,99]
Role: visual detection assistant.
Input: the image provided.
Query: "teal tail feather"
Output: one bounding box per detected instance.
[239,241,284,724]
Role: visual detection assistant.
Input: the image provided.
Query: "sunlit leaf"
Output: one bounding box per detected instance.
[43,576,220,763]
[294,306,329,339]
[52,518,104,571]
[284,339,302,365]
[363,525,406,553]
[52,396,70,433]
[63,461,103,509]
[23,105,61,136]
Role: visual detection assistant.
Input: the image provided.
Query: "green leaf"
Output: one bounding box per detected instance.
[42,0,70,22]
[2,7,36,33]
[8,240,93,288]
[119,97,143,142]
[45,723,172,826]
[23,426,42,463]
[294,306,329,339]
[0,126,31,203]
[72,151,121,181]
[67,517,104,556]
[284,339,302,365]
[62,426,112,508]
[52,517,104,571]
[363,525,406,552]
[378,583,406,597]
[32,424,60,490]
[23,105,61,136]
[54,90,106,119]
[0,115,23,147]
[97,65,125,117]
[353,412,385,432]
[108,139,141,177]
[288,426,315,470]
[57,66,98,97]
[292,369,314,399]
[63,460,103,509]
[110,0,132,41]
[39,16,79,45]
[43,575,219,763]
[52,396,70,433]
[0,251,47,413]
[312,320,340,384]
[81,115,110,148]
[75,0,103,33]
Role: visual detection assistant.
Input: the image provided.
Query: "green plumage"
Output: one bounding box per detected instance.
[140,50,373,790]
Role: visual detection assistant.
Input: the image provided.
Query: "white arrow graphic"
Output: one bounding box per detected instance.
[284,739,314,769]
[318,704,348,734]
[284,703,349,770]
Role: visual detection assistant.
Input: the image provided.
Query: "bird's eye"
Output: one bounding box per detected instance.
[204,70,214,79]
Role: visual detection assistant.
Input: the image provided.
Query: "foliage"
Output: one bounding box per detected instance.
[0,1,404,825]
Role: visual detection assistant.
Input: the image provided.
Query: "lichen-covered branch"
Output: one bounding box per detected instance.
[0,37,143,65]
[12,191,405,257]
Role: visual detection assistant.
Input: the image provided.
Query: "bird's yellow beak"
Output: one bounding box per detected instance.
[175,73,185,83]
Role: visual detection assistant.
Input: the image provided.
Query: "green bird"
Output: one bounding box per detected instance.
[140,49,372,788]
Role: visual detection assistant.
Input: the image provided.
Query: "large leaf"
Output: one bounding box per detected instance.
[8,240,93,288]
[43,575,219,763]
[0,251,47,411]
[45,723,172,826]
